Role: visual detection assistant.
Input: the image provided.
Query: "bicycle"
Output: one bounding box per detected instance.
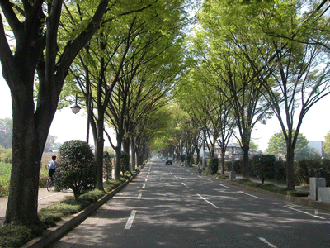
[45,176,57,192]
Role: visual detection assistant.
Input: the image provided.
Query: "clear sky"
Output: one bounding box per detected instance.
[1,65,329,151]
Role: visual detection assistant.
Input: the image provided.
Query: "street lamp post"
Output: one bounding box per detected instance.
[71,92,91,143]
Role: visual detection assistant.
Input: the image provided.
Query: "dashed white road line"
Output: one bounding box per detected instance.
[258,237,277,248]
[142,184,146,189]
[197,194,219,209]
[125,210,137,230]
[238,191,258,199]
[138,193,142,199]
[207,179,213,183]
[219,184,229,189]
[181,182,188,188]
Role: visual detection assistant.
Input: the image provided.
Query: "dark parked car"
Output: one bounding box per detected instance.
[166,157,173,165]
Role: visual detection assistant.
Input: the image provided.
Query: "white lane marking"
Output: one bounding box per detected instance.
[142,184,146,189]
[39,193,58,200]
[207,179,213,183]
[145,179,148,182]
[285,205,326,220]
[219,184,229,189]
[125,210,137,230]
[244,193,258,199]
[147,175,149,179]
[181,182,188,188]
[258,237,277,248]
[197,194,219,209]
[238,191,258,199]
[198,175,203,178]
[174,175,178,179]
[138,193,142,199]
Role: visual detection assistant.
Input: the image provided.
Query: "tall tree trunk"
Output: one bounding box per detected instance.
[5,74,55,225]
[115,146,121,180]
[286,145,296,190]
[131,138,136,170]
[242,146,249,179]
[123,137,130,172]
[221,147,226,175]
[6,97,42,225]
[95,116,105,191]
[195,148,200,164]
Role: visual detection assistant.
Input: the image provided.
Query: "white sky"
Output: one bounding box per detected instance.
[1,65,329,151]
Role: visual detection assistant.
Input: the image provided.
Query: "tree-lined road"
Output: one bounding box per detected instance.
[52,160,330,247]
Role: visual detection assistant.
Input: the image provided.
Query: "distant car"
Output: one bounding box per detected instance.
[166,157,173,165]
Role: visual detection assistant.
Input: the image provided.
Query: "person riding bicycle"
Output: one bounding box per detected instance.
[48,155,57,183]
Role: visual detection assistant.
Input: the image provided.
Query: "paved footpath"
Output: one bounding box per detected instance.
[50,160,330,248]
[0,188,73,225]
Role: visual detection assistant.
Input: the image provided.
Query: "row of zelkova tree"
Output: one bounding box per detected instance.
[173,0,330,191]
[0,0,190,227]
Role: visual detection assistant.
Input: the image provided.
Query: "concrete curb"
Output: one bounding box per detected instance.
[22,170,141,248]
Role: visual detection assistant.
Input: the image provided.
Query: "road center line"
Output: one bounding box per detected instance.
[258,237,277,248]
[125,210,137,230]
[197,194,219,209]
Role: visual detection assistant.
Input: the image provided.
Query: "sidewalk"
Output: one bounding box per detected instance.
[0,188,73,226]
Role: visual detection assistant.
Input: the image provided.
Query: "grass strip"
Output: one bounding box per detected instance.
[231,179,309,197]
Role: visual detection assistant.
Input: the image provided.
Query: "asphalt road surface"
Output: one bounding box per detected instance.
[51,160,330,248]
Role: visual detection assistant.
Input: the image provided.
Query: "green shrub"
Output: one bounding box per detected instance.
[209,158,219,174]
[120,151,130,175]
[103,151,113,181]
[274,159,286,182]
[252,155,276,184]
[79,189,106,203]
[0,162,11,196]
[57,140,96,200]
[0,225,34,248]
[1,148,12,163]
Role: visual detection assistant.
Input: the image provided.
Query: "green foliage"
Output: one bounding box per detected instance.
[209,158,219,174]
[274,159,286,182]
[252,155,276,184]
[0,225,34,248]
[1,148,12,163]
[103,151,113,182]
[225,160,243,174]
[120,151,130,175]
[231,179,309,197]
[57,140,96,199]
[266,131,310,160]
[0,162,11,196]
[78,189,106,203]
[323,131,330,158]
[294,159,330,186]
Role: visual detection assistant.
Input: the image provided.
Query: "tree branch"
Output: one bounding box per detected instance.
[0,0,22,36]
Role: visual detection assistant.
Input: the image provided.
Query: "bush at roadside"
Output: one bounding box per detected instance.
[57,140,96,199]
